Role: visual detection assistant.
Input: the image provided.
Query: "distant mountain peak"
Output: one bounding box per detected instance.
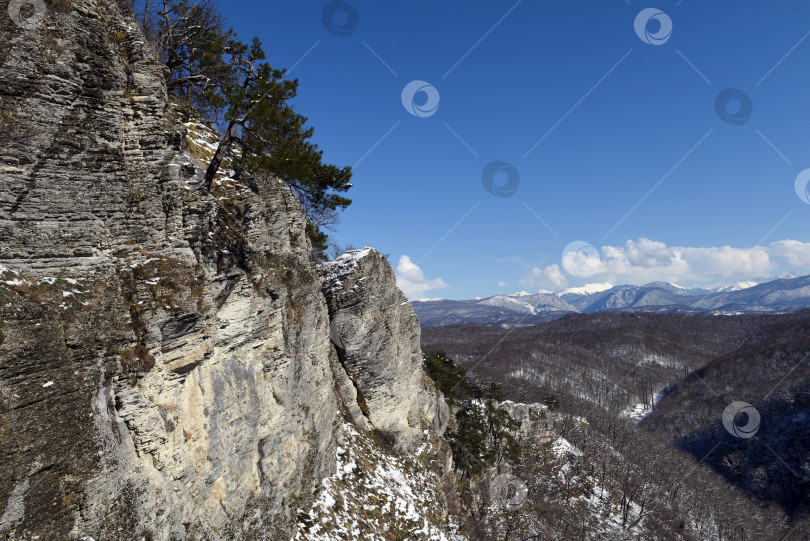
[560,283,613,296]
[711,280,759,293]
[643,281,685,291]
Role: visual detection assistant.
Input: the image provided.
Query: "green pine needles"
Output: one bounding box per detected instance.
[131,0,352,257]
[423,350,520,477]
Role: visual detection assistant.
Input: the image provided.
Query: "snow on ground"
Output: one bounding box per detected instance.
[622,387,672,422]
[295,423,464,540]
[552,436,583,458]
[506,366,543,383]
[543,434,649,539]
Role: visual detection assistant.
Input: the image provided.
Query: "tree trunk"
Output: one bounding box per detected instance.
[142,0,150,31]
[204,120,239,189]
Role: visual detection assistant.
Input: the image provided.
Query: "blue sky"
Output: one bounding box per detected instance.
[226,1,810,299]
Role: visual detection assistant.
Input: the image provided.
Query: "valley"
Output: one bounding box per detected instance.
[422,311,810,538]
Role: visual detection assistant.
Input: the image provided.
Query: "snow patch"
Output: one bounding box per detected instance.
[318,248,375,292]
[295,422,463,540]
[623,387,672,422]
[560,282,613,296]
[711,280,759,292]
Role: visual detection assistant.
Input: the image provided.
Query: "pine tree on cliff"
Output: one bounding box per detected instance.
[134,0,352,255]
[203,36,352,232]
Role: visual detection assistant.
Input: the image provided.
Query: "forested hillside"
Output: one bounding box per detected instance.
[423,311,810,539]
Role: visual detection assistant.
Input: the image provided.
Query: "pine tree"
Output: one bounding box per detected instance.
[135,0,352,255]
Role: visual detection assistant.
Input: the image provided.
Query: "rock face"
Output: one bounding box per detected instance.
[319,249,449,452]
[497,401,555,446]
[0,2,444,539]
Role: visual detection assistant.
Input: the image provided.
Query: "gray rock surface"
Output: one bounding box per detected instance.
[0,2,336,539]
[0,3,452,539]
[319,249,449,452]
[497,401,555,446]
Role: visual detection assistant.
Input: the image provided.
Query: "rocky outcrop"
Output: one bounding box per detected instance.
[319,249,449,452]
[497,401,555,446]
[0,2,455,539]
[0,1,339,539]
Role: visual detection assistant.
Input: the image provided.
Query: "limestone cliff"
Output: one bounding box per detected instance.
[319,248,449,452]
[0,1,450,539]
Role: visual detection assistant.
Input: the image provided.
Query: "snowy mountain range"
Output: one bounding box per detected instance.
[413,274,810,327]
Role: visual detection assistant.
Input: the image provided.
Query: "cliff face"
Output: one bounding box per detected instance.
[0,2,447,539]
[319,249,449,452]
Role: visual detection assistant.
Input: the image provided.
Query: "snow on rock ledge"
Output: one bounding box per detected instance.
[317,247,375,293]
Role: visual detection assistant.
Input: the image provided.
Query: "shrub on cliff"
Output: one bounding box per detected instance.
[423,350,520,476]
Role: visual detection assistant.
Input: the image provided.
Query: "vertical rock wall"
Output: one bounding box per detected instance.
[319,249,449,452]
[0,1,339,538]
[0,2,452,539]
[0,2,451,539]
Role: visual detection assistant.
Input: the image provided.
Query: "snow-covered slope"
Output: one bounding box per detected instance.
[560,282,614,298]
[295,423,463,540]
[710,280,759,293]
[413,292,577,326]
[478,292,576,315]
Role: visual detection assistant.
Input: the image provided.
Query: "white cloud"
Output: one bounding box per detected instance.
[520,264,569,290]
[395,256,448,299]
[521,238,810,291]
[498,280,509,287]
[769,240,810,268]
